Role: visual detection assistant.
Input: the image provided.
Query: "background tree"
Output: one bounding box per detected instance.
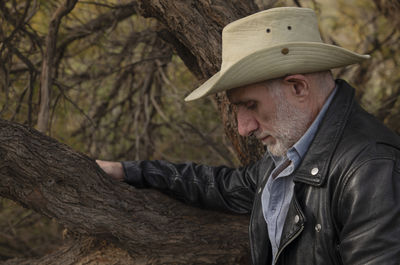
[0,0,399,264]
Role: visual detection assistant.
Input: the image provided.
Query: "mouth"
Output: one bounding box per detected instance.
[256,132,271,144]
[260,136,271,144]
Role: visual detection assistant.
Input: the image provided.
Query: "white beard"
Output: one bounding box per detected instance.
[265,94,312,157]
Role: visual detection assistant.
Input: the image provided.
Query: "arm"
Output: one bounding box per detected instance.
[120,159,269,214]
[336,157,400,264]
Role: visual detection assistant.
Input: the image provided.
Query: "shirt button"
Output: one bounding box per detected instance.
[311,167,319,175]
[294,215,300,224]
[315,224,322,232]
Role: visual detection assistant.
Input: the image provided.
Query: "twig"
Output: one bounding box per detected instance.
[53,80,96,129]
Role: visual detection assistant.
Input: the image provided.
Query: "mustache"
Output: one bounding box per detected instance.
[249,130,270,140]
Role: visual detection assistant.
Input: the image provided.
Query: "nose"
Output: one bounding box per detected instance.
[236,108,259,137]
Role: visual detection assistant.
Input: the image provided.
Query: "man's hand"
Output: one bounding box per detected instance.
[96,160,125,181]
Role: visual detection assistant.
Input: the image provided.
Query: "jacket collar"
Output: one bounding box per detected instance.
[293,79,355,186]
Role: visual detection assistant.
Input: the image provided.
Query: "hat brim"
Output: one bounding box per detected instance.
[185,42,370,101]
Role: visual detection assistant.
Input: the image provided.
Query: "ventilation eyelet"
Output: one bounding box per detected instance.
[281,48,289,55]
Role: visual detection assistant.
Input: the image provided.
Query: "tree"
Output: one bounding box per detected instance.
[0,0,270,264]
[0,0,399,264]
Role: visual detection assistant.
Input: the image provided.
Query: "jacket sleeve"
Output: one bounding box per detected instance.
[336,156,400,264]
[121,159,266,214]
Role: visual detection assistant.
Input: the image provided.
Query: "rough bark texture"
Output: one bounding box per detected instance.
[2,238,135,265]
[134,0,269,164]
[0,119,250,264]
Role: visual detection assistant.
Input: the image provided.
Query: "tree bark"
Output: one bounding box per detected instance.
[2,238,134,265]
[0,119,250,264]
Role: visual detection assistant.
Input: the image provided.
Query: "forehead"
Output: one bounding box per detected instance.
[227,81,270,103]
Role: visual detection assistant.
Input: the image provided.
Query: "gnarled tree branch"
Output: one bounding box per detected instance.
[0,119,250,263]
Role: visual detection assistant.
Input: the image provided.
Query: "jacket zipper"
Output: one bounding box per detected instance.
[273,224,304,265]
[334,244,344,265]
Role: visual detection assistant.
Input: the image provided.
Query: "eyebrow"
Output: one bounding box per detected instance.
[229,99,254,106]
[230,100,244,106]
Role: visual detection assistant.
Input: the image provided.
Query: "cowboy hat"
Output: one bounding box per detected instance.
[185,7,370,101]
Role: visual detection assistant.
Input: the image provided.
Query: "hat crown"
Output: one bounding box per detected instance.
[221,7,322,73]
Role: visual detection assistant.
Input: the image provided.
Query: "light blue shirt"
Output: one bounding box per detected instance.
[261,86,337,262]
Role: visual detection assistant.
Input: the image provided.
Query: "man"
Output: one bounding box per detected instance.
[97,7,400,265]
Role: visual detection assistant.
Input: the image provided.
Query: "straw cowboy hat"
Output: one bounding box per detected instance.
[185,7,370,101]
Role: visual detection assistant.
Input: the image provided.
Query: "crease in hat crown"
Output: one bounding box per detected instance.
[184,7,370,101]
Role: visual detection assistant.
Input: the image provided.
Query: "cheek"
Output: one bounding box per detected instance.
[257,108,275,127]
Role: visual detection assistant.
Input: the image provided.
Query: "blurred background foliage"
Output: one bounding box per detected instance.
[0,0,399,261]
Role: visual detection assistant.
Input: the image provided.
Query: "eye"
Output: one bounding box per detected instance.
[231,101,257,111]
[245,101,257,110]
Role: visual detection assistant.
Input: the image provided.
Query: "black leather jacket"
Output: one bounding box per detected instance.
[123,80,400,264]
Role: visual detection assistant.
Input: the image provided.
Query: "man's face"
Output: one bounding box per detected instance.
[227,80,311,156]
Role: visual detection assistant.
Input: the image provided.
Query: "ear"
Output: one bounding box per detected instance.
[282,74,310,102]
